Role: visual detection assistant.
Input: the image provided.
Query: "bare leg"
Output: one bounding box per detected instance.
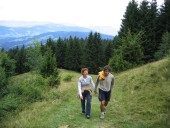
[100,100,105,112]
[100,100,106,119]
[105,101,109,107]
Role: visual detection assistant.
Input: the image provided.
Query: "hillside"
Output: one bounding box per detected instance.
[0,59,170,128]
[0,22,115,50]
[0,29,114,50]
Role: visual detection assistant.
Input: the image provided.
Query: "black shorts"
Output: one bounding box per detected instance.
[99,89,111,102]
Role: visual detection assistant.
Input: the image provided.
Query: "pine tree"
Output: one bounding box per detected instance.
[159,0,170,33]
[84,32,105,74]
[138,0,159,62]
[40,43,46,56]
[15,45,29,74]
[64,37,74,70]
[121,30,144,65]
[109,30,144,72]
[93,32,105,68]
[119,0,139,37]
[0,51,15,97]
[155,32,170,59]
[105,41,113,64]
[46,37,56,55]
[40,46,60,87]
[25,42,44,71]
[83,32,96,73]
[55,38,67,68]
[41,46,56,77]
[71,37,83,71]
[0,51,15,77]
[0,66,7,97]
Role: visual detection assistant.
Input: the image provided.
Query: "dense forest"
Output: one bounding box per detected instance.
[0,0,170,101]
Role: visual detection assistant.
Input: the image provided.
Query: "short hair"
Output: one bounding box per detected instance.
[81,68,88,74]
[103,65,112,72]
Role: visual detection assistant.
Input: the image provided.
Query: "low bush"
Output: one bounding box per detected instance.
[8,73,48,102]
[63,74,73,82]
[0,94,20,118]
[0,73,51,118]
[47,69,61,88]
[0,67,8,98]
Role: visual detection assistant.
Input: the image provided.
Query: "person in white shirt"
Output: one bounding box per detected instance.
[78,68,95,119]
[95,65,115,119]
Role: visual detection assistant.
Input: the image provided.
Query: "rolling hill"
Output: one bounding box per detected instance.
[0,59,169,127]
[0,31,114,50]
[0,23,114,50]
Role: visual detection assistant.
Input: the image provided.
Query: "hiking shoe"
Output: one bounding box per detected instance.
[100,114,105,119]
[104,107,106,114]
[82,110,85,114]
[86,115,90,119]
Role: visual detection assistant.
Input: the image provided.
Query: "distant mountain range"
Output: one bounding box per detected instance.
[0,21,115,50]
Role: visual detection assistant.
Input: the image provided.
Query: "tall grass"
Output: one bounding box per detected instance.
[0,72,61,119]
[0,60,170,127]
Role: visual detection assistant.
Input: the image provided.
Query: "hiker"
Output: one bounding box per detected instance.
[95,65,115,119]
[78,68,95,119]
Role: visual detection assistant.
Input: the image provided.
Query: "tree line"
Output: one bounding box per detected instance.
[4,32,112,74]
[109,0,170,72]
[0,0,170,91]
[1,0,169,119]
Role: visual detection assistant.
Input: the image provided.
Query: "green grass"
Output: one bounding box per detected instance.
[0,60,170,128]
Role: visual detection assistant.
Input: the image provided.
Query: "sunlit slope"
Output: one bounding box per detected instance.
[1,59,169,128]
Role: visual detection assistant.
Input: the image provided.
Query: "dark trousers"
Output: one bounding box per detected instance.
[81,90,92,116]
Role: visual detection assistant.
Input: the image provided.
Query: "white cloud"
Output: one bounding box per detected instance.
[0,0,165,35]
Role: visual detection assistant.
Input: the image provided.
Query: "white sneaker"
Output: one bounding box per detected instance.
[104,107,106,114]
[100,113,105,119]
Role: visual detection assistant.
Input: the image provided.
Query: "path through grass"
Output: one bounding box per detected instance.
[1,60,170,128]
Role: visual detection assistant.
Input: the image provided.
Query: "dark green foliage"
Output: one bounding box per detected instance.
[118,0,166,62]
[46,38,56,55]
[55,38,67,68]
[155,32,170,59]
[64,37,83,71]
[0,52,15,98]
[5,34,111,75]
[138,0,159,62]
[0,52,15,77]
[83,32,94,69]
[109,30,143,72]
[8,46,19,62]
[119,0,139,37]
[0,67,8,98]
[84,32,105,74]
[64,37,74,69]
[159,0,170,33]
[40,46,60,87]
[105,41,113,63]
[71,37,83,71]
[47,70,60,87]
[40,43,46,56]
[41,47,56,77]
[0,94,20,118]
[15,45,29,74]
[0,73,51,118]
[25,42,44,71]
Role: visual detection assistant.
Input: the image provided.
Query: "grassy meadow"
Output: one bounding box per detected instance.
[0,59,170,128]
